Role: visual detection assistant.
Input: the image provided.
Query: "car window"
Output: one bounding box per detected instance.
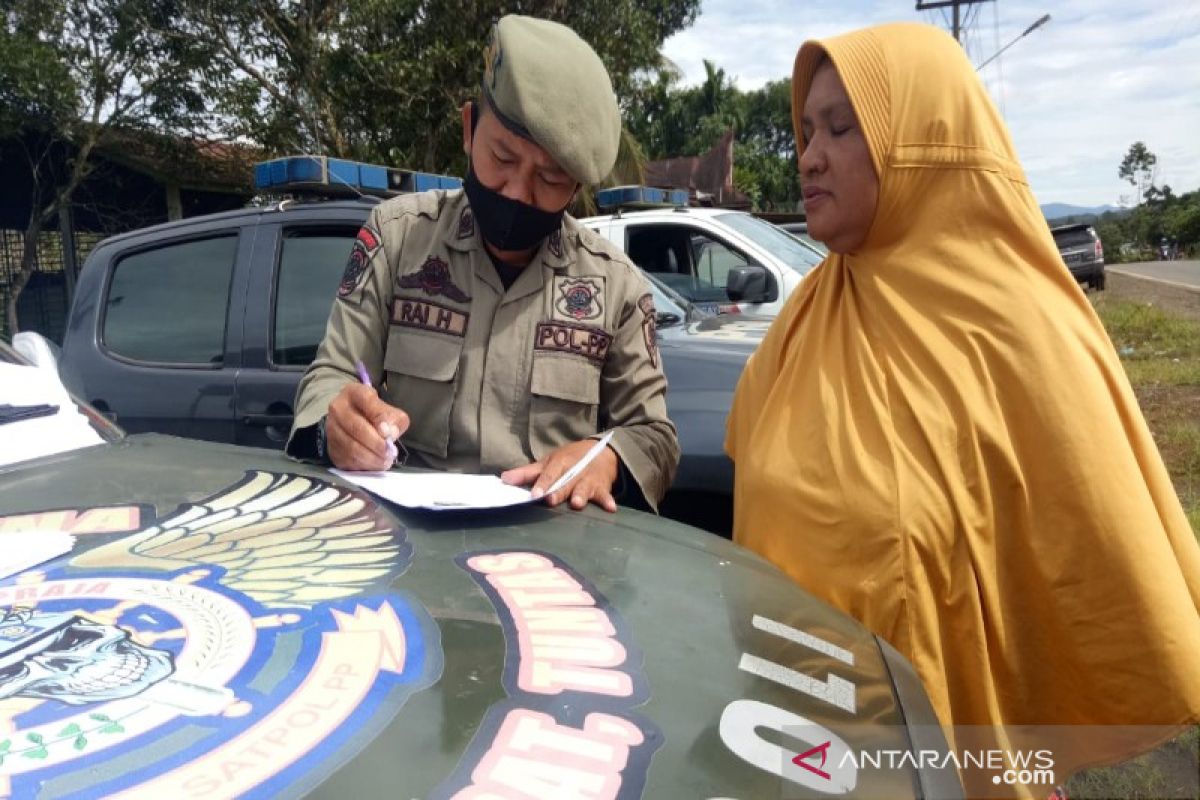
[641,272,692,326]
[692,234,750,294]
[717,212,825,274]
[626,225,738,305]
[274,228,358,366]
[1053,228,1094,248]
[103,236,238,365]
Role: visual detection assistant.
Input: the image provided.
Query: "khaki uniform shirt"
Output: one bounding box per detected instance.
[288,189,679,508]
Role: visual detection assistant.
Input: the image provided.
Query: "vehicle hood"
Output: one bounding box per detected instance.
[658,313,772,360]
[0,435,945,799]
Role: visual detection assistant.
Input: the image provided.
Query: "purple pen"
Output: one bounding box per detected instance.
[355,360,398,464]
[355,359,372,387]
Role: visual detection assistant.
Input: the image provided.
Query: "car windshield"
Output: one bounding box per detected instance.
[717,213,826,275]
[641,271,712,325]
[1,340,122,468]
[795,232,828,255]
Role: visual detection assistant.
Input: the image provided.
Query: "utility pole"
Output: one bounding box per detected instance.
[915,0,994,43]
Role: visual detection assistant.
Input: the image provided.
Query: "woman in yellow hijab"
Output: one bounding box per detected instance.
[726,21,1200,792]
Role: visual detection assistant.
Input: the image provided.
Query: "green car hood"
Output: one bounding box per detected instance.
[0,434,952,799]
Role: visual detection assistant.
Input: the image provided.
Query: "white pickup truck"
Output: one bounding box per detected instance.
[580,204,826,316]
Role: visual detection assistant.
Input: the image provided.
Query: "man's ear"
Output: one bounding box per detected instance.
[461,101,473,156]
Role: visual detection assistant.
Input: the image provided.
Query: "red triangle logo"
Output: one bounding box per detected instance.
[792,740,832,780]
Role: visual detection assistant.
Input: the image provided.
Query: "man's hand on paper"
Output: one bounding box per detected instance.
[326,383,409,471]
[501,438,619,513]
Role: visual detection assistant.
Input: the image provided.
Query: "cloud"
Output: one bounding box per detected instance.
[661,0,1200,206]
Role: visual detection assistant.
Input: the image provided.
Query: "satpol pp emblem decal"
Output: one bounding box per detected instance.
[0,471,442,798]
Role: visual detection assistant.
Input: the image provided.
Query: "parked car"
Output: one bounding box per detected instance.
[1050,223,1105,290]
[641,274,771,532]
[57,169,768,536]
[776,220,830,255]
[580,205,826,317]
[2,339,962,799]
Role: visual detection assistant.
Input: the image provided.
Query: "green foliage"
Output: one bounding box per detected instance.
[1090,145,1200,260]
[1095,191,1200,262]
[1,0,210,334]
[1,0,206,138]
[624,67,800,210]
[1118,140,1158,205]
[166,0,700,175]
[0,3,75,135]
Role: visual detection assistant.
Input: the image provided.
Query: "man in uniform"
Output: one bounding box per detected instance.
[287,14,679,513]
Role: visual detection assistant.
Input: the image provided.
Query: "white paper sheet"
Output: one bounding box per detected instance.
[0,363,104,468]
[330,469,535,510]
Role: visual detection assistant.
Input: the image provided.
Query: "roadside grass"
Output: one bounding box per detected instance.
[1067,727,1200,800]
[1091,295,1200,538]
[1068,295,1200,799]
[1096,297,1200,361]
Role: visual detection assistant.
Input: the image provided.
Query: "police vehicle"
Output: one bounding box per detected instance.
[581,186,827,317]
[2,337,962,798]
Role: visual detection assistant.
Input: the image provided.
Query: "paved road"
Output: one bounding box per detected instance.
[1108,260,1200,290]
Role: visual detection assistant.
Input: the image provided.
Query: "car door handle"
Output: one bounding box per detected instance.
[242,413,294,428]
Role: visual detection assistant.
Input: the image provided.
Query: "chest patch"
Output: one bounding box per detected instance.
[391,297,469,338]
[553,277,604,322]
[534,322,612,364]
[398,256,471,303]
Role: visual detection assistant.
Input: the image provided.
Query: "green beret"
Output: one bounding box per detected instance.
[482,15,621,185]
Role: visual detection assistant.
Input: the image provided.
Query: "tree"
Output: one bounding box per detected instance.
[166,0,700,176]
[1162,190,1200,255]
[1118,141,1158,206]
[625,68,800,210]
[0,0,205,335]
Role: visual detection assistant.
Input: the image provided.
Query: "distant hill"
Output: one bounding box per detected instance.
[1040,202,1123,222]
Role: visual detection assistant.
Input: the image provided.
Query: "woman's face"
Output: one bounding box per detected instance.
[798,61,879,254]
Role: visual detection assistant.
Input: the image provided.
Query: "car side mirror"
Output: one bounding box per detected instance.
[655,311,682,328]
[725,265,770,304]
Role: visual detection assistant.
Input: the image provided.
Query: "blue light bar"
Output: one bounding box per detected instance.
[595,185,689,210]
[254,155,462,198]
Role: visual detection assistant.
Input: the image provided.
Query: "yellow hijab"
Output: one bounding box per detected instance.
[727,21,1200,780]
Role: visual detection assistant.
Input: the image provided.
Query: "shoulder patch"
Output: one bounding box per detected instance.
[638,293,658,369]
[457,206,474,239]
[377,190,442,223]
[338,224,382,299]
[574,227,635,268]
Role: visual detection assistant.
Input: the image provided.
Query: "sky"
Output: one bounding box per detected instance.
[661,0,1200,208]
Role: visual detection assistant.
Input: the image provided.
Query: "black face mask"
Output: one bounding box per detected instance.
[463,160,566,252]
